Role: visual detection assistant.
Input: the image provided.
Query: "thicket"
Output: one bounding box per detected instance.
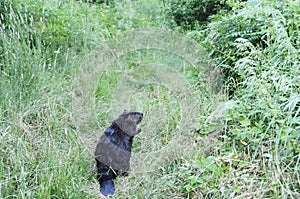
[166,0,300,198]
[164,0,248,29]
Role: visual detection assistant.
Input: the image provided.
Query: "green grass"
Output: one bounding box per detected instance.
[1,0,299,198]
[183,0,300,198]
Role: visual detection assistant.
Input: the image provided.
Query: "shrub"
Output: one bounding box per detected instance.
[165,0,231,29]
[202,0,299,96]
[179,0,299,197]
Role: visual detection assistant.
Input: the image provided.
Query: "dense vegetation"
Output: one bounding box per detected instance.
[0,0,299,198]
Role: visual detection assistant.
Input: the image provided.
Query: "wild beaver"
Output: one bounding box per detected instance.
[94,110,143,196]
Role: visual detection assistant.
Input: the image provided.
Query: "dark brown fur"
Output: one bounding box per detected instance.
[94,110,143,196]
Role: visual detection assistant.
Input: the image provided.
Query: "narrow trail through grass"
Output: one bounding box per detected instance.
[72,29,221,198]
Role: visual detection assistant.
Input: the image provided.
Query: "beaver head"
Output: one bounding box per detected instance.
[114,110,143,136]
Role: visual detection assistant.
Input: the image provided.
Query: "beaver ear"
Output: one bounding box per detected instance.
[122,110,130,118]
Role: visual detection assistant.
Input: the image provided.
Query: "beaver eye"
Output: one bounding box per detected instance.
[137,113,142,117]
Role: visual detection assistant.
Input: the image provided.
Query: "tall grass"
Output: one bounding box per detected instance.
[1,0,298,198]
[0,0,178,198]
[180,0,300,198]
[0,1,96,198]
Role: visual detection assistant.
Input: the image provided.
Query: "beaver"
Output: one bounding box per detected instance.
[94,110,143,196]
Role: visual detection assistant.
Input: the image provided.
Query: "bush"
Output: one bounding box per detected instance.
[170,0,300,198]
[185,0,300,197]
[202,0,300,95]
[165,0,231,29]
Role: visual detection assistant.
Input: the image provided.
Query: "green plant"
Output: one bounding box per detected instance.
[188,0,299,197]
[165,0,234,30]
[202,0,300,94]
[1,0,299,198]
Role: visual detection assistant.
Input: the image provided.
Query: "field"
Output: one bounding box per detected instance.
[0,0,299,198]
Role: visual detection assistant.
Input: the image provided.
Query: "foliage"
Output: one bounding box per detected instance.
[164,0,239,29]
[1,0,299,198]
[173,0,300,198]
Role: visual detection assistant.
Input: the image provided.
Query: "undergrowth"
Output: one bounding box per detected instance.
[180,0,300,198]
[1,0,299,198]
[0,0,167,198]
